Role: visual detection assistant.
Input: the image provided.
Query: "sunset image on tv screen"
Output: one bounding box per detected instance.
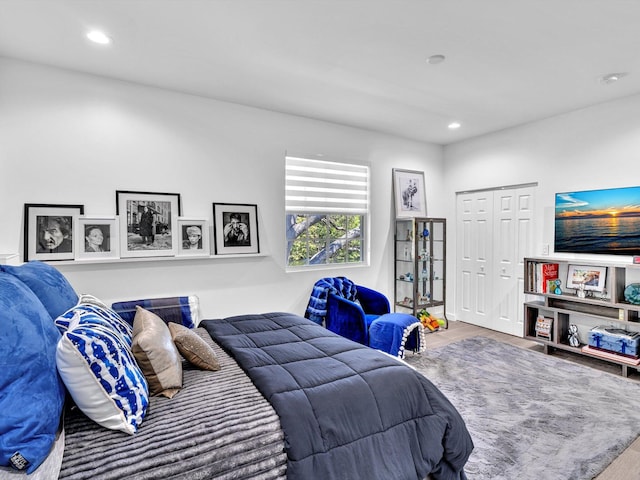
[554,186,640,255]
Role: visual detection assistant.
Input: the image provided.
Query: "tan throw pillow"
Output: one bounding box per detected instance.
[167,323,221,371]
[132,306,182,398]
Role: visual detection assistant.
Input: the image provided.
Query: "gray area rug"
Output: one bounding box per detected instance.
[403,336,640,480]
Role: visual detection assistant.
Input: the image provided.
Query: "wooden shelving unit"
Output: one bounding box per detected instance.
[524,257,640,377]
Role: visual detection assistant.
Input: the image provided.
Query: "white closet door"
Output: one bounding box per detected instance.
[455,186,535,335]
[492,187,535,335]
[456,190,493,327]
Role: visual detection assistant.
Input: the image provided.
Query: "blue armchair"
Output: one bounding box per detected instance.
[325,284,390,345]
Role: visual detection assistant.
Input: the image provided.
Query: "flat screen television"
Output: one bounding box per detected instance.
[555,186,640,256]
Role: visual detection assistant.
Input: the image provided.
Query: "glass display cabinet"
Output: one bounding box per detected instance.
[394,217,447,326]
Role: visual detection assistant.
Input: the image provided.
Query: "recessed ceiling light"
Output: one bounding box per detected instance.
[426,54,446,65]
[87,30,112,45]
[448,122,461,130]
[599,72,628,85]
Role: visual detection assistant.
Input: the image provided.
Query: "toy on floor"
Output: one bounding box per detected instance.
[417,309,445,331]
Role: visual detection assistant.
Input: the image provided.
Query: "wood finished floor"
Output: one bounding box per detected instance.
[422,320,640,480]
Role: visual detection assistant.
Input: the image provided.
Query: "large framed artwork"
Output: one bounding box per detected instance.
[75,216,120,260]
[177,217,210,256]
[24,203,84,262]
[393,169,427,217]
[116,190,182,258]
[212,203,260,255]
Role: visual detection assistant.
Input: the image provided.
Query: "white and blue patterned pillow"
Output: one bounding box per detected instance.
[56,311,149,434]
[56,303,133,346]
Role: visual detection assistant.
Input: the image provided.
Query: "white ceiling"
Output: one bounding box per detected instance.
[1,0,639,145]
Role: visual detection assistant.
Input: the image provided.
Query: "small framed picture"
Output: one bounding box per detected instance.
[393,169,427,218]
[24,204,84,262]
[177,218,210,256]
[75,216,120,260]
[212,203,260,255]
[116,190,182,258]
[566,264,608,292]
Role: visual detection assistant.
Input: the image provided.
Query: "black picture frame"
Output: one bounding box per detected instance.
[115,190,182,258]
[24,203,85,262]
[212,203,260,255]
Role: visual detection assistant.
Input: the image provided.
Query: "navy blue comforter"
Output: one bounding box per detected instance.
[202,312,472,480]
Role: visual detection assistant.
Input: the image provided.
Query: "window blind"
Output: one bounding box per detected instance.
[285,156,369,214]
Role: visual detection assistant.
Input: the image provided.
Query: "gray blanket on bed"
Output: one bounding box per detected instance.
[59,328,286,480]
[202,312,473,480]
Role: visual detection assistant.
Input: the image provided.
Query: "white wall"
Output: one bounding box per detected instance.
[443,93,640,316]
[0,58,444,319]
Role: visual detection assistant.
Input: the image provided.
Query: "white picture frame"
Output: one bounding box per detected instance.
[75,216,120,260]
[393,169,427,218]
[566,264,607,292]
[177,217,210,256]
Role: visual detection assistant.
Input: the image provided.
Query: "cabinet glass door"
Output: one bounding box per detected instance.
[395,219,415,310]
[394,217,446,321]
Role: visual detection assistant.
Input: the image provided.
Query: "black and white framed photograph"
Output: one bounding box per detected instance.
[393,168,427,218]
[75,216,119,260]
[116,190,181,258]
[567,264,608,292]
[212,203,260,255]
[24,203,84,262]
[177,217,210,256]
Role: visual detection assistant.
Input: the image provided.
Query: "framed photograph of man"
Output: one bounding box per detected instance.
[177,218,210,256]
[212,203,260,255]
[116,190,182,258]
[75,216,119,260]
[393,169,427,217]
[24,203,84,262]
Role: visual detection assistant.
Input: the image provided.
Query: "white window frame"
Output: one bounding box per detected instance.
[285,155,369,270]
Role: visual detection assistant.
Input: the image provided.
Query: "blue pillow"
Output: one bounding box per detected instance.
[56,311,149,434]
[111,296,198,328]
[0,261,77,320]
[0,273,66,474]
[55,304,133,345]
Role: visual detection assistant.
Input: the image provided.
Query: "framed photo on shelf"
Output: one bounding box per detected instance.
[75,216,119,260]
[393,169,427,218]
[24,203,84,262]
[116,190,181,258]
[212,203,260,255]
[566,264,607,292]
[177,218,210,256]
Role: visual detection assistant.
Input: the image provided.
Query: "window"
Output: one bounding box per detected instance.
[285,155,369,268]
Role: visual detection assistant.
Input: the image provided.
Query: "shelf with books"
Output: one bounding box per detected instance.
[525,260,560,293]
[523,257,640,377]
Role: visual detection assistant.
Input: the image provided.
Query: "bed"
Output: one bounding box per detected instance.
[0,262,473,480]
